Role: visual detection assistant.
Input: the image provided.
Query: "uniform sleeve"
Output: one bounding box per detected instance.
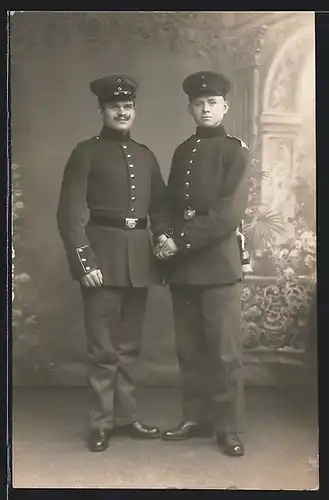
[166,149,178,197]
[148,153,173,242]
[174,141,250,253]
[57,144,99,279]
[166,147,180,219]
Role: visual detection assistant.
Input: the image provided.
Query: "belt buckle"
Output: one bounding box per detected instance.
[125,217,138,229]
[184,208,196,220]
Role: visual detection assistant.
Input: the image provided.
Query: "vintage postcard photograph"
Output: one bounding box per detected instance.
[10,11,318,490]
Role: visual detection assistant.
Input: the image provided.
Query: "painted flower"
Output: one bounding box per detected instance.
[305,239,316,254]
[279,248,289,260]
[242,287,252,301]
[15,272,31,284]
[288,248,300,259]
[295,239,303,250]
[305,254,316,269]
[283,267,295,278]
[300,230,315,245]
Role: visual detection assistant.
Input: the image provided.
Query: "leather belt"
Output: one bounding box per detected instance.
[90,214,148,229]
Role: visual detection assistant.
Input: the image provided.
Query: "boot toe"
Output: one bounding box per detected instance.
[217,433,245,457]
[162,421,213,441]
[129,421,160,439]
[88,429,110,452]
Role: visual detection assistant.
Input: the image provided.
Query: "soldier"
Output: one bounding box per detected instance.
[156,71,250,456]
[57,75,174,452]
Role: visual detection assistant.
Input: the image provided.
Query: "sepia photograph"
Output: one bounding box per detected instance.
[10,10,318,490]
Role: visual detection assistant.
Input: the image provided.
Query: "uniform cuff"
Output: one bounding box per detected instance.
[75,245,98,275]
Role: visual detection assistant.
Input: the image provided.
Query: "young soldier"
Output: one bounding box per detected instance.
[57,75,174,452]
[157,71,250,456]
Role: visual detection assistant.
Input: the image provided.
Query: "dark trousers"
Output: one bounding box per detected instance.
[81,285,148,430]
[170,282,244,434]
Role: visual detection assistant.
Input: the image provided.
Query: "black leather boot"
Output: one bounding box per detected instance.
[162,421,214,441]
[217,432,245,456]
[88,429,111,452]
[123,420,161,439]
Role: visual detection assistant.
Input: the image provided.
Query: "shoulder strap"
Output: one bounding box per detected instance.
[227,134,249,150]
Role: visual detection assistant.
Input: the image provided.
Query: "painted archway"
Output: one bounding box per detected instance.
[260,24,315,240]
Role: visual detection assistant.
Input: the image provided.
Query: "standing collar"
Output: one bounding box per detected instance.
[195,124,226,138]
[99,126,131,142]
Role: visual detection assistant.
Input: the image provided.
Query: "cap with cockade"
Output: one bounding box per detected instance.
[90,75,138,103]
[183,71,231,99]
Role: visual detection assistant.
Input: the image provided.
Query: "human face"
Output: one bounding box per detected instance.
[188,94,229,128]
[100,100,136,131]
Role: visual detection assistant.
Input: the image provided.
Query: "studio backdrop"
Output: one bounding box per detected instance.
[11,12,316,387]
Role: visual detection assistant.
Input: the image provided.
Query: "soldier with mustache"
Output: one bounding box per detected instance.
[57,75,174,452]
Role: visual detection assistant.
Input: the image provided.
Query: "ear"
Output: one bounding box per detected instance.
[223,100,229,114]
[188,102,193,116]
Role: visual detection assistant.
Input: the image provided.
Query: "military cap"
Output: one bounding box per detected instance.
[183,71,231,99]
[90,75,138,103]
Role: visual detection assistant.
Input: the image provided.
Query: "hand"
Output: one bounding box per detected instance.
[155,237,178,260]
[157,234,169,246]
[81,269,103,287]
[153,234,168,257]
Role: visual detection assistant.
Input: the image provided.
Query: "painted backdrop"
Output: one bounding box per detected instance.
[11,12,316,387]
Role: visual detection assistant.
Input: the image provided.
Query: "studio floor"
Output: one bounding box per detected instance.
[11,386,318,490]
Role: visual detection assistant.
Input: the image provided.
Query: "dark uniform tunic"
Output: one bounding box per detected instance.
[57,126,170,430]
[166,124,250,433]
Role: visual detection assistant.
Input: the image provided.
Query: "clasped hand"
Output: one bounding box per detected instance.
[154,235,178,260]
[81,235,177,287]
[81,269,103,287]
